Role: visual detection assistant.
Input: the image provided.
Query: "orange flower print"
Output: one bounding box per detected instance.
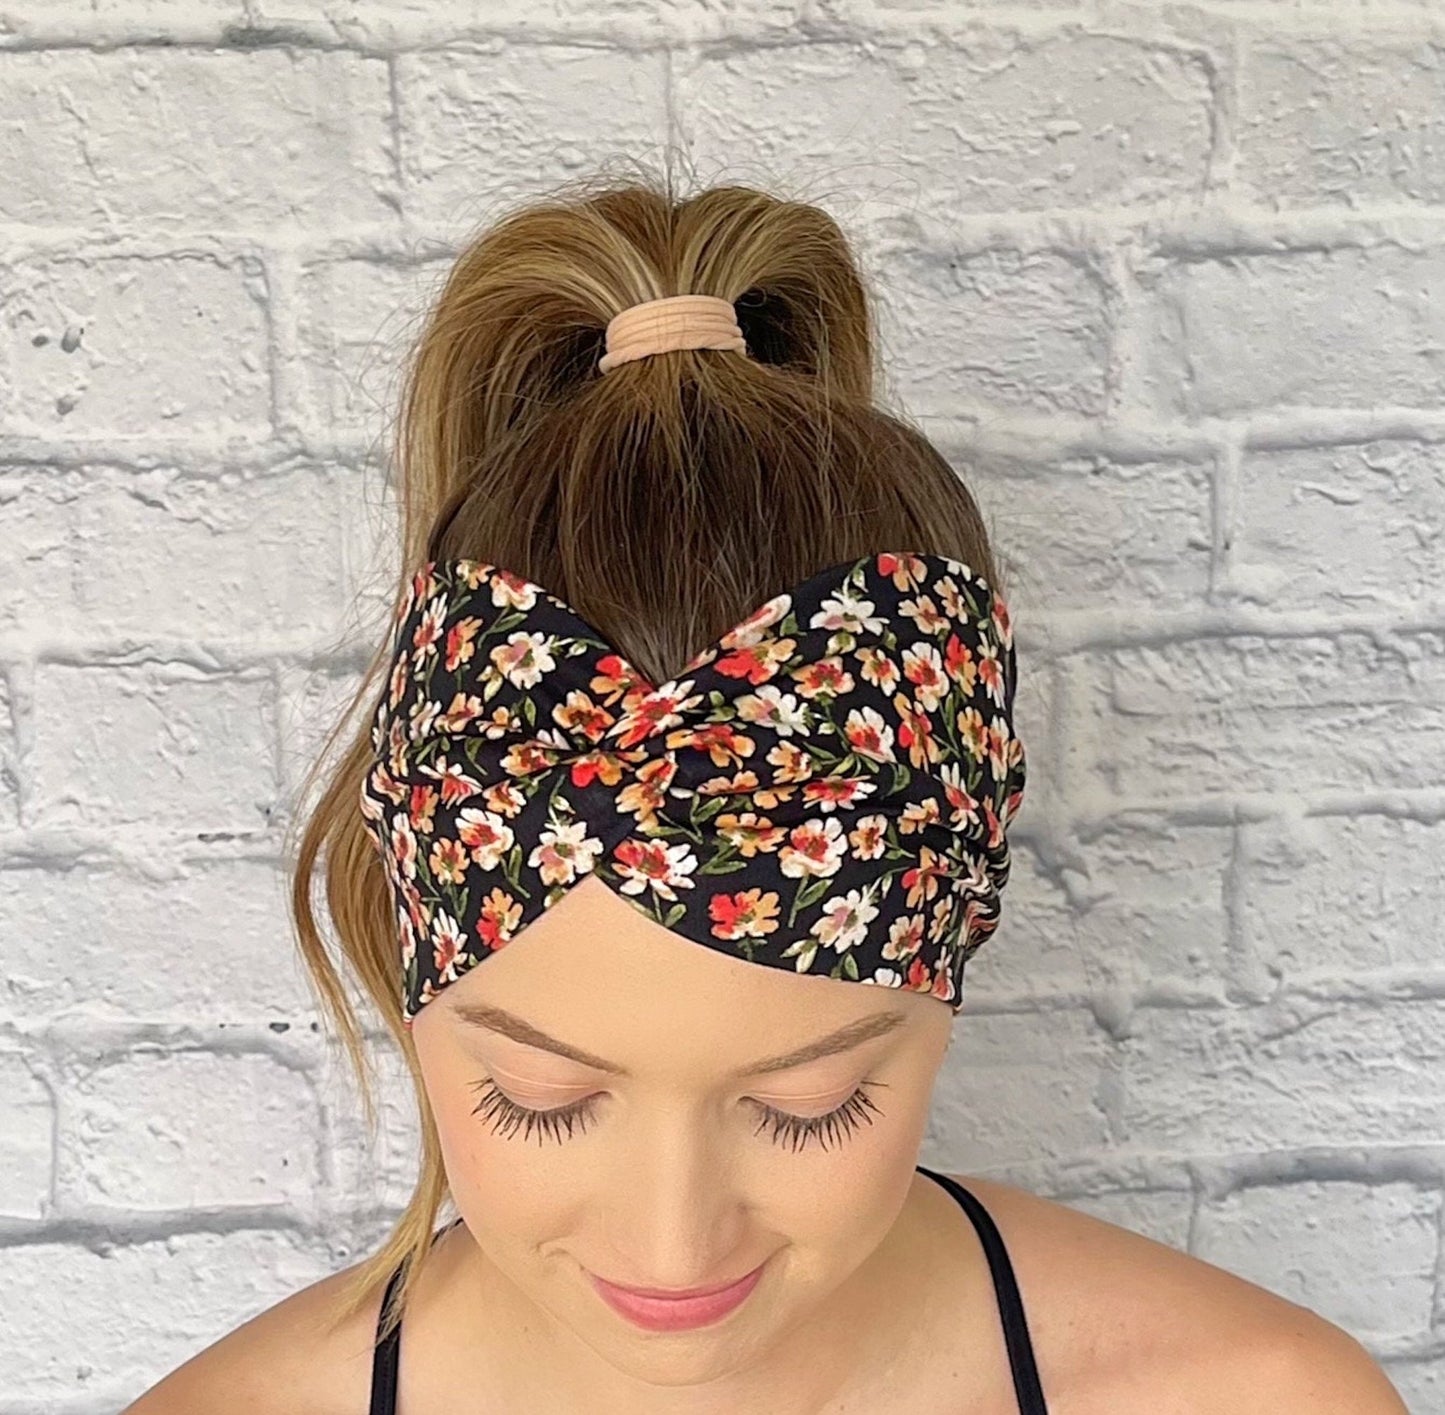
[894,692,940,769]
[715,636,795,685]
[902,846,952,909]
[714,811,786,857]
[612,837,699,901]
[808,887,881,952]
[428,835,470,886]
[734,684,808,735]
[901,593,950,637]
[791,655,852,699]
[957,705,989,761]
[858,645,901,694]
[938,762,982,830]
[476,887,523,951]
[430,909,470,985]
[708,887,781,940]
[943,633,977,694]
[554,689,616,745]
[490,631,556,690]
[455,807,514,868]
[779,817,848,878]
[976,640,1005,708]
[883,911,926,962]
[802,775,875,812]
[528,817,605,886]
[389,814,419,881]
[847,815,889,860]
[901,642,948,713]
[444,616,482,673]
[766,740,814,784]
[843,704,896,762]
[716,592,791,653]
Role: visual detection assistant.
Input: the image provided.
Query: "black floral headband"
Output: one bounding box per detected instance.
[360,550,1027,1026]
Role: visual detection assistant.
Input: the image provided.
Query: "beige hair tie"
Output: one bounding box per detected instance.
[598,293,749,375]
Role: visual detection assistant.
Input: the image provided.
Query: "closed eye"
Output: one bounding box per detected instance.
[467,1076,887,1153]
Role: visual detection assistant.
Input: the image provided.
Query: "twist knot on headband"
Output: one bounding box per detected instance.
[597,294,748,375]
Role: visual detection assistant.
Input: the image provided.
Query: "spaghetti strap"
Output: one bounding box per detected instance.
[369,1217,462,1415]
[367,1261,404,1415]
[915,1164,1050,1415]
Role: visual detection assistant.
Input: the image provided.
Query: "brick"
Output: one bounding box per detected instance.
[971,456,1214,616]
[1232,440,1445,612]
[0,1228,335,1405]
[293,256,447,440]
[0,674,17,828]
[882,245,1111,416]
[1239,812,1445,981]
[73,467,346,643]
[1118,1000,1445,1153]
[678,33,1213,217]
[28,662,278,832]
[934,1008,1114,1167]
[0,858,315,1020]
[1126,247,1445,418]
[1239,35,1445,208]
[967,818,1233,1001]
[0,469,77,635]
[0,1049,54,1220]
[1194,1181,1438,1341]
[58,1048,321,1210]
[1072,631,1445,804]
[323,1039,424,1213]
[1383,1357,1444,1415]
[2,254,271,440]
[397,46,669,227]
[0,49,394,230]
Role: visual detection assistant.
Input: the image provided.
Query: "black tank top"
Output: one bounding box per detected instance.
[368,1162,1049,1414]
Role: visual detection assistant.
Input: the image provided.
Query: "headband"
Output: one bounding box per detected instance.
[360,552,1026,1026]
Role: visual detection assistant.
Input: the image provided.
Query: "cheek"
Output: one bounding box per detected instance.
[411,1031,493,1184]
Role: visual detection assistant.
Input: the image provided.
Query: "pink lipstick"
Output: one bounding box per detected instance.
[589,1261,767,1331]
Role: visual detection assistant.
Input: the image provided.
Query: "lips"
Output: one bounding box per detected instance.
[605,1269,759,1300]
[589,1261,767,1332]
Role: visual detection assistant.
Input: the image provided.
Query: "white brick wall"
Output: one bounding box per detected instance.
[1,2,1440,1410]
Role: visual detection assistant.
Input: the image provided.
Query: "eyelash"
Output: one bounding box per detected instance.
[468,1077,887,1152]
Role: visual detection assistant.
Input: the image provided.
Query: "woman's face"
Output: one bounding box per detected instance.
[409,872,954,1406]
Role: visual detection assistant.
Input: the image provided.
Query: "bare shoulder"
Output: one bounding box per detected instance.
[948,1174,1408,1415]
[119,1259,380,1415]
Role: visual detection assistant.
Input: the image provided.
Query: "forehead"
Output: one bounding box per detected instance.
[425,874,936,1069]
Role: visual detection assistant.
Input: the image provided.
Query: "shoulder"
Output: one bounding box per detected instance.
[118,1260,381,1415]
[945,1174,1408,1415]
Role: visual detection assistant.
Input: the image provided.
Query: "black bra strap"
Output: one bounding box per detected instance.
[368,1262,404,1415]
[369,1218,462,1415]
[916,1165,1049,1415]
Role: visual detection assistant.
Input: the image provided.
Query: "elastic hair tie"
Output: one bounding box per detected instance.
[597,293,749,374]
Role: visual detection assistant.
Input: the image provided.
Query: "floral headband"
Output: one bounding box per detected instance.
[359,549,1027,1026]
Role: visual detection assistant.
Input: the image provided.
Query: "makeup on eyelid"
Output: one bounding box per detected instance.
[480,1058,873,1107]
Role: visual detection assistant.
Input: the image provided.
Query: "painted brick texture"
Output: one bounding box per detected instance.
[0,3,1440,1411]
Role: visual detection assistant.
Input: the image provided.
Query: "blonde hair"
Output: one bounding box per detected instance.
[284,157,1014,1345]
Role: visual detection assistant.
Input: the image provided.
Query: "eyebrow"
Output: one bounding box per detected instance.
[447,1001,908,1080]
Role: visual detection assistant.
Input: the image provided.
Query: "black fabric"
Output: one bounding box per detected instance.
[368,1168,1048,1414]
[915,1163,1050,1414]
[368,1217,461,1415]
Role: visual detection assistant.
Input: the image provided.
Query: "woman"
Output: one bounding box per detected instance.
[124,170,1405,1415]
